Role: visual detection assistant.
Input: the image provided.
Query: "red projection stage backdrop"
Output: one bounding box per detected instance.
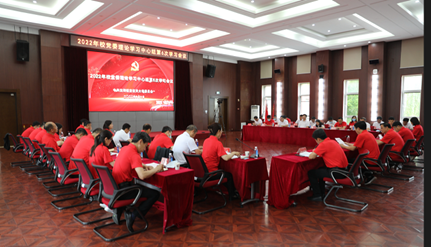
[87,51,174,112]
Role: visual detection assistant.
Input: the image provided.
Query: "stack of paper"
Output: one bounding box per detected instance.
[335,137,346,145]
[298,151,312,157]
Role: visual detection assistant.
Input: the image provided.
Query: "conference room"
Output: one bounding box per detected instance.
[0,0,425,246]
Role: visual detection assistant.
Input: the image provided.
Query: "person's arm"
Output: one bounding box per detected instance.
[221,151,241,161]
[135,163,163,180]
[308,151,318,159]
[194,148,203,155]
[109,161,115,167]
[376,139,385,145]
[340,142,356,151]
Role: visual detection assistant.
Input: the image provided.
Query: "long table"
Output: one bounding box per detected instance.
[242,125,379,147]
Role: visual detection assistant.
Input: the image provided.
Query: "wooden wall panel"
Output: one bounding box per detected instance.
[238,61,255,122]
[189,53,204,130]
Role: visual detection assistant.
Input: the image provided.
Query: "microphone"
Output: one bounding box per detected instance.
[235,138,257,158]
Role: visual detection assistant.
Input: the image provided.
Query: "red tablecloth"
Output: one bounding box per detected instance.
[219,157,268,202]
[130,130,219,142]
[242,125,379,147]
[112,155,193,233]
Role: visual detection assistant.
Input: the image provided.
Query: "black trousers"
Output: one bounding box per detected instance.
[118,182,160,217]
[308,167,346,197]
[206,172,236,199]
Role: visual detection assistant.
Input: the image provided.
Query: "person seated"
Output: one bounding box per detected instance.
[309,116,317,127]
[376,123,405,162]
[173,125,202,165]
[393,121,415,143]
[29,121,45,142]
[141,123,152,134]
[338,121,380,184]
[402,117,413,130]
[372,116,384,130]
[89,130,115,172]
[83,120,92,135]
[103,120,115,135]
[387,117,395,128]
[295,114,311,128]
[348,116,358,128]
[69,128,103,177]
[41,122,61,152]
[113,123,132,147]
[315,119,325,128]
[75,118,88,132]
[333,117,347,130]
[147,126,174,159]
[410,117,423,146]
[21,121,41,144]
[59,128,87,163]
[359,117,370,130]
[272,115,278,123]
[278,115,290,127]
[111,132,164,232]
[252,116,262,126]
[202,123,240,200]
[264,115,275,126]
[325,117,337,128]
[307,129,349,201]
[55,123,64,146]
[35,122,48,144]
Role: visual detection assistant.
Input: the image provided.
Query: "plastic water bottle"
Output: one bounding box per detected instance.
[254,146,258,159]
[68,132,71,137]
[352,126,355,130]
[195,139,199,147]
[116,143,121,153]
[140,152,143,158]
[169,153,173,162]
[288,122,291,127]
[60,132,64,138]
[346,135,350,143]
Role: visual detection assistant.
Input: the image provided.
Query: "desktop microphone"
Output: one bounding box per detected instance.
[235,138,257,158]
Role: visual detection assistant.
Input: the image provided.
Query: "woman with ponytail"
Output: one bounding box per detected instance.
[89,130,115,176]
[103,120,115,135]
[201,123,241,200]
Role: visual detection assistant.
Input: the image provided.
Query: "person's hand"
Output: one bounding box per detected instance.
[156,163,164,172]
[233,151,241,156]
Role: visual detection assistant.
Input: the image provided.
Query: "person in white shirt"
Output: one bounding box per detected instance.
[325,117,337,127]
[296,114,311,128]
[310,116,317,127]
[172,125,202,165]
[252,116,262,126]
[402,117,413,130]
[372,116,384,130]
[278,115,290,127]
[113,123,132,146]
[360,117,371,130]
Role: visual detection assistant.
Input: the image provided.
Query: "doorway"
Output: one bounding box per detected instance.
[208,97,228,131]
[0,91,20,146]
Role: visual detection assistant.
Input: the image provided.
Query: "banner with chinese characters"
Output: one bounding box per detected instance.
[87,51,174,112]
[70,35,188,61]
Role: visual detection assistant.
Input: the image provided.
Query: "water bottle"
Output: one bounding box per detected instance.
[254,146,258,159]
[169,153,173,162]
[352,126,355,130]
[346,135,350,143]
[195,139,199,147]
[68,132,71,137]
[140,152,143,158]
[288,122,291,127]
[60,131,64,138]
[116,143,121,153]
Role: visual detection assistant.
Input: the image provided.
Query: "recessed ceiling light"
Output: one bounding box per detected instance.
[284,54,286,56]
[233,42,235,44]
[368,41,371,43]
[249,39,251,41]
[157,17,160,19]
[170,29,173,31]
[268,57,271,58]
[249,46,252,48]
[338,18,342,20]
[312,24,315,26]
[33,0,37,3]
[251,0,254,3]
[353,25,357,27]
[185,23,188,25]
[415,0,420,3]
[327,30,331,32]
[142,23,145,25]
[344,45,347,47]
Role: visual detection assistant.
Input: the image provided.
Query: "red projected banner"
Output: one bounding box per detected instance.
[87,51,174,112]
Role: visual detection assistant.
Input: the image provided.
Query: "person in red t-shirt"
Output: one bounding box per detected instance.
[393,121,415,143]
[20,121,41,144]
[377,123,405,162]
[103,120,115,136]
[89,130,115,175]
[388,117,395,128]
[75,118,88,133]
[29,122,44,141]
[334,117,347,130]
[410,117,424,145]
[202,123,241,200]
[55,123,64,146]
[308,129,349,201]
[41,122,60,152]
[264,115,275,126]
[147,126,174,159]
[35,124,48,149]
[111,132,163,232]
[348,116,357,128]
[141,123,152,134]
[339,121,380,184]
[69,128,103,176]
[59,128,87,162]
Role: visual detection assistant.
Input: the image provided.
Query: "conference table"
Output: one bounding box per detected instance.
[130,130,221,142]
[242,125,380,147]
[111,155,194,234]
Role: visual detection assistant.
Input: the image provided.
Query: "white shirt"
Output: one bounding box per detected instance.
[309,120,317,127]
[172,132,198,164]
[364,122,370,130]
[113,129,130,146]
[254,119,262,126]
[278,119,289,127]
[372,121,384,130]
[325,120,337,127]
[403,122,413,130]
[296,119,311,128]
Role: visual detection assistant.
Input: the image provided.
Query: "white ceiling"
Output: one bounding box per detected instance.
[0,0,423,63]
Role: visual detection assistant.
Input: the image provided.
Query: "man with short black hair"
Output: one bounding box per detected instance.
[59,128,88,162]
[83,120,92,135]
[278,115,290,127]
[360,117,370,130]
[252,116,262,126]
[147,126,174,159]
[264,115,275,126]
[70,128,103,176]
[141,124,152,134]
[112,132,164,233]
[393,121,415,143]
[372,116,384,130]
[41,122,60,152]
[173,125,202,164]
[307,129,348,201]
[402,118,413,130]
[325,117,336,128]
[377,123,405,161]
[20,121,41,144]
[388,117,395,128]
[310,116,317,127]
[113,123,132,146]
[333,117,347,130]
[295,114,311,128]
[76,118,88,132]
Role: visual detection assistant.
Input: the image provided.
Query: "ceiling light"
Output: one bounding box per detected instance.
[327,30,330,32]
[33,0,37,3]
[284,54,286,56]
[312,24,315,26]
[170,29,172,31]
[249,46,252,48]
[157,17,160,19]
[268,57,271,58]
[185,23,188,25]
[344,45,346,47]
[353,25,357,27]
[251,0,254,2]
[338,18,342,20]
[368,41,371,43]
[142,23,145,25]
[249,39,251,41]
[415,0,420,3]
[232,42,235,44]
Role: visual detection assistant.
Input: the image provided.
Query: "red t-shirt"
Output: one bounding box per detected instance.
[59,135,79,162]
[353,130,380,163]
[334,121,347,128]
[41,132,60,152]
[147,134,174,159]
[412,125,424,141]
[112,144,142,185]
[264,119,275,125]
[313,138,348,168]
[54,133,60,141]
[202,135,227,173]
[349,121,357,126]
[21,126,35,144]
[75,125,85,133]
[35,129,47,144]
[105,129,115,136]
[89,143,114,177]
[29,127,42,141]
[286,118,291,123]
[84,128,92,136]
[397,127,415,143]
[70,135,95,174]
[381,129,405,161]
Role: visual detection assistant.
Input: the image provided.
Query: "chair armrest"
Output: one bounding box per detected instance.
[84,179,101,198]
[328,169,356,186]
[109,185,143,209]
[201,170,225,188]
[133,179,162,193]
[388,151,406,162]
[59,168,79,184]
[207,169,224,176]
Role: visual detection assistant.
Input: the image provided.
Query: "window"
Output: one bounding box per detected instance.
[261,85,271,117]
[298,82,310,119]
[343,79,359,120]
[401,74,422,119]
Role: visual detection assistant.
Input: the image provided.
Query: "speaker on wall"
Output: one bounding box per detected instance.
[205,64,216,78]
[318,64,324,73]
[369,59,379,64]
[16,40,29,62]
[274,69,281,74]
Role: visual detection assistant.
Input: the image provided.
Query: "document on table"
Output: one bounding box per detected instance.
[145,162,160,168]
[335,138,346,145]
[298,151,312,157]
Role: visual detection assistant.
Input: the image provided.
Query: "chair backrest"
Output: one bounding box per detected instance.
[153,146,170,161]
[71,158,94,185]
[413,135,424,150]
[49,151,69,176]
[349,151,369,176]
[38,143,47,159]
[183,153,208,178]
[401,139,415,156]
[143,150,149,159]
[23,137,37,154]
[93,164,118,196]
[378,143,394,164]
[45,147,55,163]
[107,141,115,149]
[119,141,130,147]
[8,133,20,146]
